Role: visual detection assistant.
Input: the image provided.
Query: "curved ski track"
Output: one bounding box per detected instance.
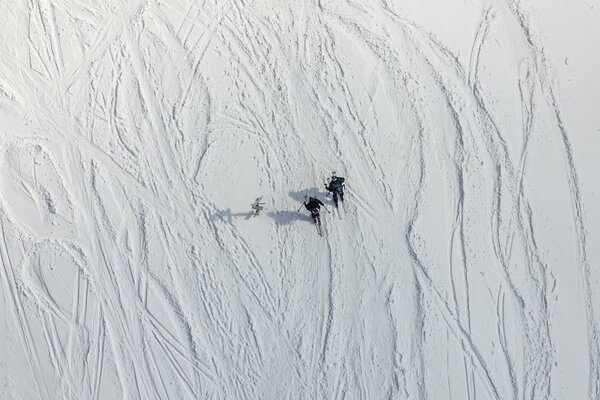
[0,0,597,399]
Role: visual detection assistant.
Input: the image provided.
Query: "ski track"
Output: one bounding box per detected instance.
[0,0,597,399]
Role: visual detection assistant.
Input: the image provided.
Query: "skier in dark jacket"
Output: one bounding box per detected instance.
[303,196,326,223]
[325,172,345,208]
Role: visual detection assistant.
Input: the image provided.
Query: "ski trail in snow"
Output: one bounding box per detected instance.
[497,3,600,396]
[0,1,598,399]
[0,221,48,399]
[393,11,557,399]
[467,7,495,90]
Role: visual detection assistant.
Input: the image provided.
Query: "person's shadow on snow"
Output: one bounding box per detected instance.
[214,208,255,223]
[288,187,328,204]
[267,211,308,225]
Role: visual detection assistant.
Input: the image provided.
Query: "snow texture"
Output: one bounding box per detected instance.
[0,0,599,399]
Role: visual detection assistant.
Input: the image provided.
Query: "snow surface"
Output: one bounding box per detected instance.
[1,0,599,399]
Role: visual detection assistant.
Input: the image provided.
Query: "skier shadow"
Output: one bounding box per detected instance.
[288,187,328,204]
[267,211,308,225]
[214,208,255,223]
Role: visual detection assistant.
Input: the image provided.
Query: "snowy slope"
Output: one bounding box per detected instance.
[1,0,599,399]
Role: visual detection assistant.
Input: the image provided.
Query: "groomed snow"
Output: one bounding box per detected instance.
[0,0,599,399]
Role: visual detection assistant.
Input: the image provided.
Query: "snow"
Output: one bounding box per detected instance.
[0,0,599,399]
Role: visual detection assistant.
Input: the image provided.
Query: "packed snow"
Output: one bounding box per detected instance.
[1,0,599,399]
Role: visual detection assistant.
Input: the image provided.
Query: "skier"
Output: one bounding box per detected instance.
[302,196,326,224]
[325,172,345,209]
[251,197,265,217]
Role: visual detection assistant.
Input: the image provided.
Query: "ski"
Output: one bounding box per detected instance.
[313,219,323,237]
[339,199,347,217]
[318,216,326,237]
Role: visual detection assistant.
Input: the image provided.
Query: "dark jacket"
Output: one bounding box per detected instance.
[305,198,324,213]
[327,177,345,193]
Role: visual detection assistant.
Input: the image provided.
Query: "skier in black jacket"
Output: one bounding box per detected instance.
[303,196,326,223]
[325,172,345,208]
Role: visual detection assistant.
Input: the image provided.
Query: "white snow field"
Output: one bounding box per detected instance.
[1,0,599,399]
